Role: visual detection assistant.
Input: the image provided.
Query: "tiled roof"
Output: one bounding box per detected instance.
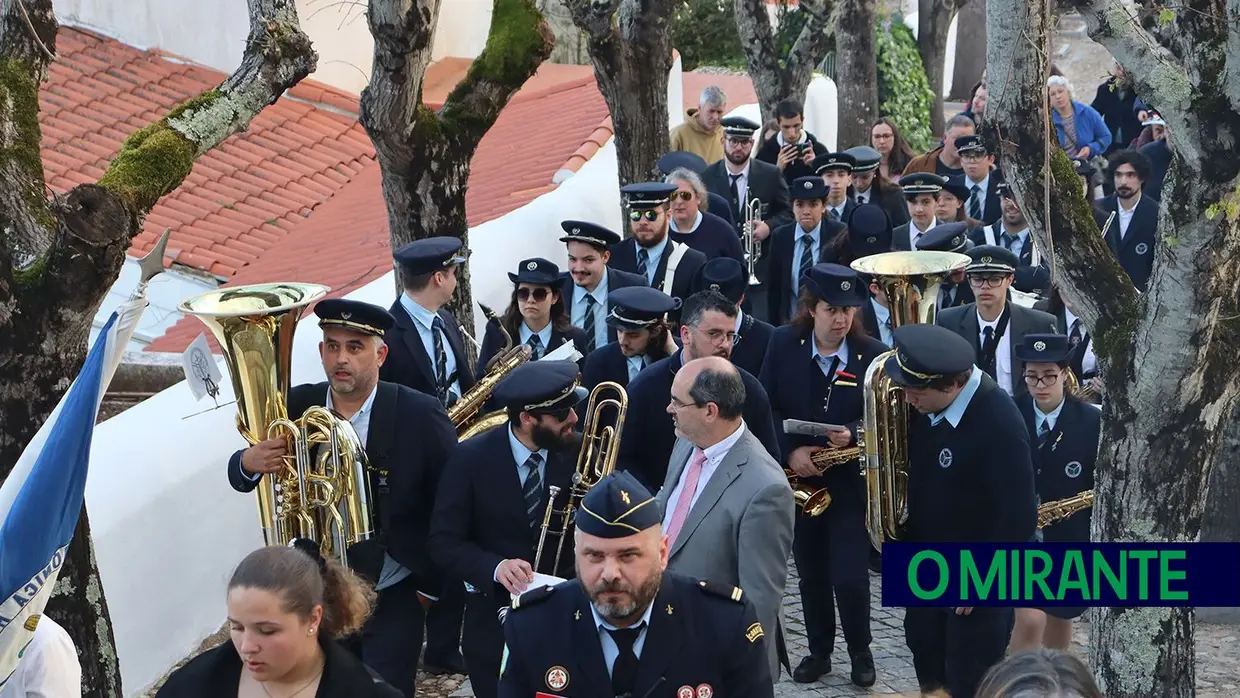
[44,26,374,278]
[681,72,757,113]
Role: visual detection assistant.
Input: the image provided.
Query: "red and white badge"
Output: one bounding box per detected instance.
[677,687,694,698]
[696,684,714,698]
[545,665,570,691]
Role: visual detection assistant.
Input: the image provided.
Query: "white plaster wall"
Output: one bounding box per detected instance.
[904,12,959,99]
[668,52,685,129]
[89,259,217,352]
[802,74,838,152]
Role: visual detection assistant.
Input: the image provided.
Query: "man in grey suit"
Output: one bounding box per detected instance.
[936,245,1057,398]
[655,355,796,679]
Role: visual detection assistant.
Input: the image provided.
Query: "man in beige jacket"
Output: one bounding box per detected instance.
[670,86,727,164]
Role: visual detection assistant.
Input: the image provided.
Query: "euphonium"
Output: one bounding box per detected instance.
[534,382,627,574]
[851,251,972,550]
[1064,369,1101,403]
[1036,490,1094,528]
[180,283,373,565]
[450,303,530,441]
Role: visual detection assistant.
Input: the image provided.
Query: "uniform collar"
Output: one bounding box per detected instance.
[929,365,983,428]
[1034,396,1067,429]
[508,425,549,468]
[325,383,378,420]
[400,293,439,331]
[811,335,849,367]
[590,594,656,632]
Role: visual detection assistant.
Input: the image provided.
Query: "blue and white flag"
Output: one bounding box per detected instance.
[0,297,147,685]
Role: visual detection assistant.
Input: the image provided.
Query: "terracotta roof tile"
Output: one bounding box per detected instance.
[681,71,758,113]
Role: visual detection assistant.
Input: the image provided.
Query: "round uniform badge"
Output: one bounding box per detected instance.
[527,261,539,270]
[1136,243,1149,255]
[678,687,695,698]
[545,666,569,691]
[696,684,714,698]
[841,280,852,291]
[938,447,953,468]
[1034,341,1047,351]
[1065,461,1083,478]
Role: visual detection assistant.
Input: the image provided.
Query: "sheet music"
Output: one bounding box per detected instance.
[510,573,567,603]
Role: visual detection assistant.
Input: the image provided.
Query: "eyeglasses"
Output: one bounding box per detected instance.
[968,274,1010,287]
[669,395,705,410]
[1024,373,1062,386]
[628,210,661,222]
[517,287,551,302]
[695,327,737,345]
[671,191,695,201]
[726,138,753,147]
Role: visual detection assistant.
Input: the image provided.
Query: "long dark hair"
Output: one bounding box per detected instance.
[789,285,869,341]
[501,282,573,338]
[642,322,673,361]
[873,117,915,174]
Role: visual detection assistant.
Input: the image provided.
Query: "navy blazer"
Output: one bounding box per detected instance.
[428,424,578,600]
[557,267,646,348]
[616,350,782,491]
[670,210,746,264]
[1017,394,1099,543]
[731,311,774,378]
[475,321,589,380]
[608,237,708,305]
[852,182,910,227]
[226,381,456,592]
[936,302,1058,398]
[765,219,849,325]
[707,191,737,227]
[700,157,795,288]
[381,299,476,399]
[1098,194,1158,291]
[581,341,632,391]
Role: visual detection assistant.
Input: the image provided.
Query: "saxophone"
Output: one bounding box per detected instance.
[448,303,530,441]
[1036,490,1095,528]
[785,446,863,517]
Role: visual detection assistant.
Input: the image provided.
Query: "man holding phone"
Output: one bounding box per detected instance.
[756,98,823,186]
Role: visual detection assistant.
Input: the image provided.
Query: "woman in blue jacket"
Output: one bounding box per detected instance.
[1048,76,1112,160]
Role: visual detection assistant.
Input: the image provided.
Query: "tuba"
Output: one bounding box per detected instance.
[450,303,530,441]
[180,283,373,565]
[742,197,764,286]
[850,251,972,550]
[534,382,627,575]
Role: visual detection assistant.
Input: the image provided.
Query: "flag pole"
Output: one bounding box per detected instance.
[129,228,171,301]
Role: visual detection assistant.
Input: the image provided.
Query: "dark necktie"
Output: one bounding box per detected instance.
[981,326,997,378]
[1069,318,1083,346]
[828,207,840,221]
[728,173,742,220]
[583,294,597,352]
[431,315,449,405]
[798,234,814,282]
[969,185,983,220]
[636,248,649,280]
[526,333,544,360]
[522,453,544,529]
[856,191,867,205]
[607,624,644,697]
[1038,418,1052,446]
[1000,232,1015,251]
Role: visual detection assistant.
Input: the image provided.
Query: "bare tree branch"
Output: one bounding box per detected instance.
[734,0,835,121]
[784,0,834,94]
[360,0,439,174]
[565,0,621,37]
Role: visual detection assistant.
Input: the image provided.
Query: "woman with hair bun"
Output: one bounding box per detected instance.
[975,649,1103,698]
[156,540,401,698]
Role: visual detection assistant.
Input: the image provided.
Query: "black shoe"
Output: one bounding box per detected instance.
[422,654,467,675]
[792,655,831,683]
[850,649,876,687]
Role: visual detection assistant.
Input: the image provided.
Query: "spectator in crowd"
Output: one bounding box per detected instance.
[871,117,916,180]
[902,114,976,179]
[1048,76,1112,162]
[960,82,987,126]
[756,98,824,186]
[1135,110,1166,149]
[1139,116,1172,201]
[974,649,1103,698]
[670,86,728,164]
[1091,61,1144,155]
[0,616,81,698]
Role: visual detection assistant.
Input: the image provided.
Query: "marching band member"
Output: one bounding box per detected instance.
[844,145,910,226]
[226,300,456,695]
[969,183,1051,294]
[498,471,774,698]
[891,173,945,251]
[690,257,774,377]
[428,361,586,698]
[380,237,476,406]
[558,220,647,353]
[759,264,885,687]
[476,257,590,373]
[608,182,708,304]
[1009,334,1099,652]
[766,177,848,325]
[665,167,747,263]
[1036,287,1102,402]
[884,324,1037,698]
[954,135,1002,226]
[914,222,976,309]
[813,152,858,223]
[581,286,677,391]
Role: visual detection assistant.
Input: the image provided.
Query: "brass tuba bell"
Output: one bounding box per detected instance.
[180,283,373,565]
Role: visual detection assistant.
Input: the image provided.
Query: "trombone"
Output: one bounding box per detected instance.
[742,197,764,285]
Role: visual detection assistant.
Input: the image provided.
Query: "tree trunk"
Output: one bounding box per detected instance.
[733,0,833,123]
[918,0,959,135]
[949,0,985,101]
[1199,405,1240,624]
[834,0,878,148]
[987,0,1240,693]
[361,0,554,343]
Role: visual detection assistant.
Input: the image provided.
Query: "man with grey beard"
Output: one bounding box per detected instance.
[498,471,773,698]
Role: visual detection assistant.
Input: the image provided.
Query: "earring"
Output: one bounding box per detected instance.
[308,627,317,635]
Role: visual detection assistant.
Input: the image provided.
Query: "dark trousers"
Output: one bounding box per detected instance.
[341,576,426,696]
[744,285,771,324]
[792,485,872,658]
[423,579,465,664]
[462,592,505,698]
[904,606,1010,697]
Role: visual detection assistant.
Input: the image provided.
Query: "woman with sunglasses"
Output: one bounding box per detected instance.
[664,167,745,264]
[475,257,589,378]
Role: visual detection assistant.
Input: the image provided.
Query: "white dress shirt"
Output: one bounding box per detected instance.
[871,300,893,346]
[660,422,747,535]
[572,272,610,350]
[977,310,1013,395]
[0,617,80,698]
[1118,194,1141,240]
[1034,397,1066,433]
[909,217,937,249]
[854,187,871,205]
[399,293,461,400]
[724,161,751,206]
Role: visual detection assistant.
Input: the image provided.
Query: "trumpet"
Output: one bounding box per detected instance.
[784,445,863,517]
[742,197,764,286]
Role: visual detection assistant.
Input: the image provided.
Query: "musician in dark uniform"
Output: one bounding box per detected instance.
[758,264,885,687]
[848,203,895,259]
[428,361,586,698]
[1010,334,1099,652]
[813,152,858,223]
[617,290,782,491]
[690,257,774,377]
[608,182,708,306]
[498,471,774,698]
[766,177,848,325]
[914,222,975,309]
[581,286,678,391]
[968,182,1051,294]
[845,145,909,226]
[226,299,457,696]
[955,134,1002,226]
[477,257,591,374]
[884,324,1037,698]
[380,236,477,406]
[891,173,946,251]
[560,221,649,353]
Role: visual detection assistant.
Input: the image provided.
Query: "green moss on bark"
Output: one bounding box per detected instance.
[0,59,55,231]
[12,253,48,287]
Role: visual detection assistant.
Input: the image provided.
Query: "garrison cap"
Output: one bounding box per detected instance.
[844,145,882,173]
[802,263,867,308]
[790,176,829,200]
[966,244,1018,274]
[692,257,747,304]
[916,222,972,254]
[576,471,662,538]
[508,257,562,286]
[657,150,708,175]
[884,324,976,388]
[1015,333,1075,364]
[899,172,946,197]
[492,361,587,414]
[813,151,856,174]
[560,220,622,249]
[954,134,988,155]
[393,236,467,276]
[607,286,679,330]
[720,115,761,139]
[622,182,678,209]
[942,175,971,202]
[316,299,394,337]
[849,204,893,258]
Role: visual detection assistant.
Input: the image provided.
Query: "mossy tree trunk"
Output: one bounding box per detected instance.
[987,0,1240,693]
[0,0,316,692]
[733,0,834,123]
[360,0,554,350]
[919,0,966,135]
[834,0,878,148]
[566,0,676,188]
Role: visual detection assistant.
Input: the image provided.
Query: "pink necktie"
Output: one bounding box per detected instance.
[665,449,706,545]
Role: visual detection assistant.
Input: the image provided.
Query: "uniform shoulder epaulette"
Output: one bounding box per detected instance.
[510,583,558,611]
[697,579,745,603]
